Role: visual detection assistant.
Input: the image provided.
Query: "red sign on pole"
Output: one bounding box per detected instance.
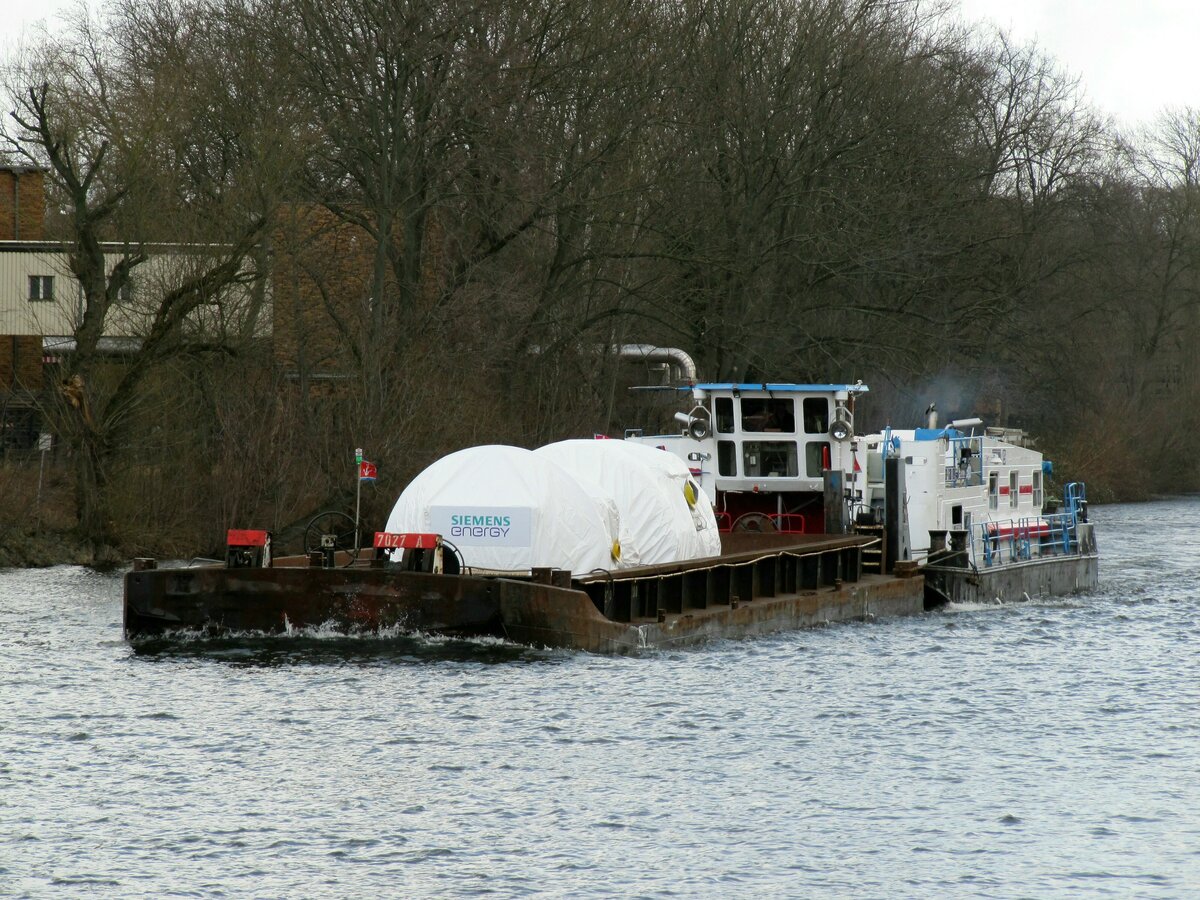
[359,461,377,482]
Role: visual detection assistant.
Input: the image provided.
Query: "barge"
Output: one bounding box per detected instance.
[123,355,1098,652]
[124,532,924,654]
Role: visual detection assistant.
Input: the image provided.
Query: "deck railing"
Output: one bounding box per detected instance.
[974,511,1080,567]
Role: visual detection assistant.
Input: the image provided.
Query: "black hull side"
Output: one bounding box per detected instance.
[124,567,506,639]
[125,567,925,653]
[923,553,1099,609]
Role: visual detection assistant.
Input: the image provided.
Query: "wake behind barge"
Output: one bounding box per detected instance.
[124,532,924,654]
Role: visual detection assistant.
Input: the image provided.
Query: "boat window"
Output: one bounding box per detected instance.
[952,437,982,487]
[739,398,795,433]
[988,472,998,510]
[742,441,798,477]
[1032,470,1043,507]
[718,440,737,476]
[803,398,829,434]
[1010,471,1019,508]
[805,441,831,477]
[715,397,734,434]
[951,504,962,526]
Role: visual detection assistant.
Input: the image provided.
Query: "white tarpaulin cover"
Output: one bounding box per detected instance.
[535,440,722,565]
[385,445,618,575]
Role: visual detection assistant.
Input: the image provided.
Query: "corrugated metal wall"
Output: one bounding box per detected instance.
[0,250,77,336]
[0,249,266,340]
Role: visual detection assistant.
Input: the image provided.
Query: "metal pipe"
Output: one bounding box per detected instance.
[611,344,698,383]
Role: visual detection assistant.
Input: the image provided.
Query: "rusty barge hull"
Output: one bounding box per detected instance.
[124,534,925,654]
[124,566,508,639]
[502,572,923,653]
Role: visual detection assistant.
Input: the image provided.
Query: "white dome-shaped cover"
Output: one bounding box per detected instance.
[385,445,617,575]
[535,439,722,565]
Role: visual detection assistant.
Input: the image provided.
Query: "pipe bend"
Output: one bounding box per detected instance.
[611,344,698,383]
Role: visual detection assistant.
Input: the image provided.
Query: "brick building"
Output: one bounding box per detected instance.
[0,166,50,450]
[0,166,268,452]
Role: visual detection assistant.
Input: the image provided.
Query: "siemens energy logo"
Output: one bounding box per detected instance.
[429,507,532,546]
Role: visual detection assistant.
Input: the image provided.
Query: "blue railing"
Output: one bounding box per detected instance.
[965,481,1090,568]
[974,512,1079,567]
[1065,482,1087,523]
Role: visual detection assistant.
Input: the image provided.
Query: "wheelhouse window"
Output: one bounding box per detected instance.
[805,441,831,477]
[1009,471,1019,509]
[1032,470,1043,507]
[803,398,829,434]
[717,440,737,476]
[739,398,795,433]
[28,275,54,301]
[742,441,798,477]
[988,472,999,510]
[715,397,734,434]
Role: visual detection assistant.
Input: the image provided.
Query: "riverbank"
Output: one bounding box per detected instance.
[0,460,121,567]
[0,458,157,569]
[0,525,123,569]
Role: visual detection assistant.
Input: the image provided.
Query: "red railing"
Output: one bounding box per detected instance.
[770,514,807,534]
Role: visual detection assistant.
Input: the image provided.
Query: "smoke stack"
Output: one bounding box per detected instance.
[925,403,937,429]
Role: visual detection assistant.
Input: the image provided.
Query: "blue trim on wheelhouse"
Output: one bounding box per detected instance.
[684,383,869,393]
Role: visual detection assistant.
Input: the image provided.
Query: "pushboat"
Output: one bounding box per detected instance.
[124,351,1098,652]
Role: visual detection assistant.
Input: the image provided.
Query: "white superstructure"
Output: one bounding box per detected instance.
[859,425,1057,564]
[623,378,1087,574]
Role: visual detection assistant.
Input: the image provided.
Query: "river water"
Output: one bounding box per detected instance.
[1,498,1198,898]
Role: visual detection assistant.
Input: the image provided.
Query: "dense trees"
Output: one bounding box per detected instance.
[4,3,291,550]
[3,0,1197,556]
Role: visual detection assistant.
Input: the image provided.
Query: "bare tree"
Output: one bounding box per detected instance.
[2,1,293,551]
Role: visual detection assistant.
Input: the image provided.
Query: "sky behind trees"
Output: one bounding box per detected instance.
[5,1,1197,128]
[957,0,1197,127]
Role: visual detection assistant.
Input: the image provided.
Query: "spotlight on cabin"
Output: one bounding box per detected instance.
[830,402,853,441]
[673,406,711,439]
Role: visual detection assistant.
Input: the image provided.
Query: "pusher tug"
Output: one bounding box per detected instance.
[124,354,1098,653]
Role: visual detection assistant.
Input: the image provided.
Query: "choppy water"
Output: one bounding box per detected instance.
[2,499,1199,898]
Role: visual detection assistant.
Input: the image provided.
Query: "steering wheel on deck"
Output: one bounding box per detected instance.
[732,512,777,533]
[303,511,360,566]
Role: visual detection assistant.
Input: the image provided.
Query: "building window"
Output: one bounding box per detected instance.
[29,275,54,301]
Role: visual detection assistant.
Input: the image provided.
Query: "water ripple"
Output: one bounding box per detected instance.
[2,500,1200,896]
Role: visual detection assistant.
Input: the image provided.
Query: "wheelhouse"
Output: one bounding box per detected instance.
[626,383,867,534]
